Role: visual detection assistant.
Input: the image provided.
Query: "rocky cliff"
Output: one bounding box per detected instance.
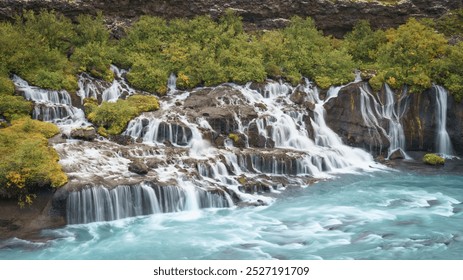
[325,82,463,156]
[0,0,461,36]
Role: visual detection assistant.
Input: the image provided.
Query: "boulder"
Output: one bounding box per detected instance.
[70,126,97,141]
[109,134,134,145]
[128,159,149,175]
[388,149,406,160]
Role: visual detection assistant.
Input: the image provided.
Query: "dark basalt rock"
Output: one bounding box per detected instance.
[389,148,406,160]
[70,126,97,141]
[1,1,460,37]
[109,134,134,145]
[128,159,149,175]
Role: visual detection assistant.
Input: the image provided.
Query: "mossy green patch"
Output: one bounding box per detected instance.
[88,95,159,135]
[423,153,445,165]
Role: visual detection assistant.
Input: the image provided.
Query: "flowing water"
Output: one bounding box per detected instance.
[434,85,454,157]
[1,171,462,260]
[357,84,409,158]
[4,71,461,260]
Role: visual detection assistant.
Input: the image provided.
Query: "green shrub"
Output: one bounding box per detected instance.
[116,12,266,93]
[433,9,463,37]
[259,16,355,88]
[0,95,33,121]
[432,42,463,102]
[0,117,66,207]
[88,95,159,135]
[364,18,448,93]
[71,42,114,81]
[344,20,386,65]
[0,10,113,91]
[126,94,160,112]
[423,153,445,165]
[0,76,15,95]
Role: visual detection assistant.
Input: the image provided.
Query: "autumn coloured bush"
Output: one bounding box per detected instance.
[0,117,67,207]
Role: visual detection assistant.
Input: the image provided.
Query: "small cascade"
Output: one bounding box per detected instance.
[433,85,454,156]
[167,73,177,94]
[66,183,233,224]
[12,75,88,134]
[356,84,410,158]
[236,81,380,175]
[76,65,135,103]
[382,85,409,159]
[358,85,387,153]
[311,87,344,148]
[124,117,194,146]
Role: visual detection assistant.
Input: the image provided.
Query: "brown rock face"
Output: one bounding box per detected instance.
[1,0,461,37]
[324,82,389,155]
[325,82,463,157]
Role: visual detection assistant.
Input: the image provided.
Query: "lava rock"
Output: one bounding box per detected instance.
[389,149,406,160]
[70,126,97,141]
[128,159,149,175]
[109,134,134,145]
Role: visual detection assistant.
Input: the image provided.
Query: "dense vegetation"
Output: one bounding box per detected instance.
[1,9,463,98]
[0,117,67,207]
[1,9,463,206]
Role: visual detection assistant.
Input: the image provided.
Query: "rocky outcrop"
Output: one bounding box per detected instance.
[325,82,463,156]
[324,82,389,155]
[0,0,461,37]
[128,158,149,175]
[448,94,463,155]
[70,126,97,141]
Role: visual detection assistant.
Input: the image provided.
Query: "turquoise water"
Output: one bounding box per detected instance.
[1,171,462,260]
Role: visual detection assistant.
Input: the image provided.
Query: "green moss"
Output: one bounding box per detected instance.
[88,95,159,136]
[0,117,66,207]
[228,133,240,143]
[423,153,445,165]
[238,176,247,185]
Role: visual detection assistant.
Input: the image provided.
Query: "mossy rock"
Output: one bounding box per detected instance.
[423,153,445,165]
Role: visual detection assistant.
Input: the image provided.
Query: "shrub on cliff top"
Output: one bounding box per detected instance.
[0,117,67,207]
[260,16,355,88]
[115,11,266,94]
[0,10,113,91]
[352,18,448,93]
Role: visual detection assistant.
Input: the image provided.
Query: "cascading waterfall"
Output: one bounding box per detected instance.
[383,85,409,159]
[124,118,194,146]
[167,73,177,93]
[12,75,88,135]
[76,65,136,103]
[11,69,391,226]
[66,183,233,224]
[434,85,454,156]
[356,84,410,158]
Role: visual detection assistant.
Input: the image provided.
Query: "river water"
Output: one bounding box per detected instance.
[1,171,461,260]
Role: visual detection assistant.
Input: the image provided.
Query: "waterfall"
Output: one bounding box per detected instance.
[434,85,454,156]
[76,65,135,103]
[12,75,89,135]
[66,183,233,224]
[356,84,410,158]
[124,117,194,146]
[167,73,177,93]
[383,85,409,159]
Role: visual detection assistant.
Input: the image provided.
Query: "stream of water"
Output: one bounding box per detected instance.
[1,171,462,260]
